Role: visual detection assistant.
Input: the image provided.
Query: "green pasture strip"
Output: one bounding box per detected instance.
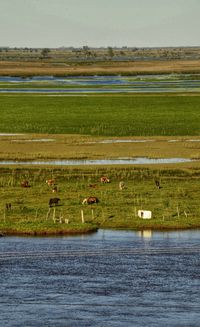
[1,94,200,136]
[1,166,200,235]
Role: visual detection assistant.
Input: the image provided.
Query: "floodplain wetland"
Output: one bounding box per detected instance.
[1,51,200,327]
[0,74,200,234]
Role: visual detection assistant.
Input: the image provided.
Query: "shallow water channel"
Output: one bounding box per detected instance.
[0,229,200,327]
[0,157,194,166]
[1,74,200,93]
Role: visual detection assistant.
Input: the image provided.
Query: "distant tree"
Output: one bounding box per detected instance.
[107,46,114,59]
[82,45,90,58]
[41,48,50,58]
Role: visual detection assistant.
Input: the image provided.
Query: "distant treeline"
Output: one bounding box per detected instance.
[1,46,200,62]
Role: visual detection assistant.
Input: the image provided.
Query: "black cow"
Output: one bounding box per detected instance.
[5,203,12,210]
[155,180,162,189]
[49,197,60,207]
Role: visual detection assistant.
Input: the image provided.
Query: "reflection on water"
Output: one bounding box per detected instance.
[0,229,200,327]
[0,157,194,166]
[138,230,152,238]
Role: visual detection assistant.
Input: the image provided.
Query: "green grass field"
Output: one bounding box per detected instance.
[1,94,200,136]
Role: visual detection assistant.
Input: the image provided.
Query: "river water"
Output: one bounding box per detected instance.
[0,229,200,327]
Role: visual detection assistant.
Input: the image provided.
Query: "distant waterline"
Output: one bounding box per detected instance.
[0,157,194,166]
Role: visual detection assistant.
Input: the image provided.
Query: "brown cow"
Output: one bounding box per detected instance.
[100,176,110,183]
[46,179,55,186]
[82,197,99,205]
[21,180,30,188]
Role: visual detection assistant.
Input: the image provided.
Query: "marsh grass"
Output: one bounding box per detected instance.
[0,166,200,235]
[1,95,200,136]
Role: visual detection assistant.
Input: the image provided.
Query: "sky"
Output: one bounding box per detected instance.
[0,0,200,48]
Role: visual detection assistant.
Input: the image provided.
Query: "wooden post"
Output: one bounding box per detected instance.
[59,209,63,223]
[101,208,106,224]
[91,209,94,220]
[177,206,180,218]
[46,208,51,220]
[53,208,56,223]
[81,210,84,223]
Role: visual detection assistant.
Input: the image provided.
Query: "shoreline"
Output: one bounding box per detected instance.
[1,225,200,237]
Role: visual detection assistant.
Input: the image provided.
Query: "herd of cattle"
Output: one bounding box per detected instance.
[18,176,118,209]
[6,176,161,211]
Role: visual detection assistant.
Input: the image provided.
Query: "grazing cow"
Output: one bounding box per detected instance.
[21,180,30,188]
[5,203,12,211]
[52,186,58,193]
[82,196,99,205]
[119,181,125,190]
[89,184,97,188]
[100,176,110,183]
[46,179,55,187]
[49,197,60,207]
[155,180,162,189]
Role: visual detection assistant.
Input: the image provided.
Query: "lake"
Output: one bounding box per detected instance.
[0,229,200,326]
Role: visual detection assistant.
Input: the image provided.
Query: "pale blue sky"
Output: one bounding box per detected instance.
[0,0,199,47]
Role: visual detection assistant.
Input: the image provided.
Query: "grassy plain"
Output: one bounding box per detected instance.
[1,60,200,76]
